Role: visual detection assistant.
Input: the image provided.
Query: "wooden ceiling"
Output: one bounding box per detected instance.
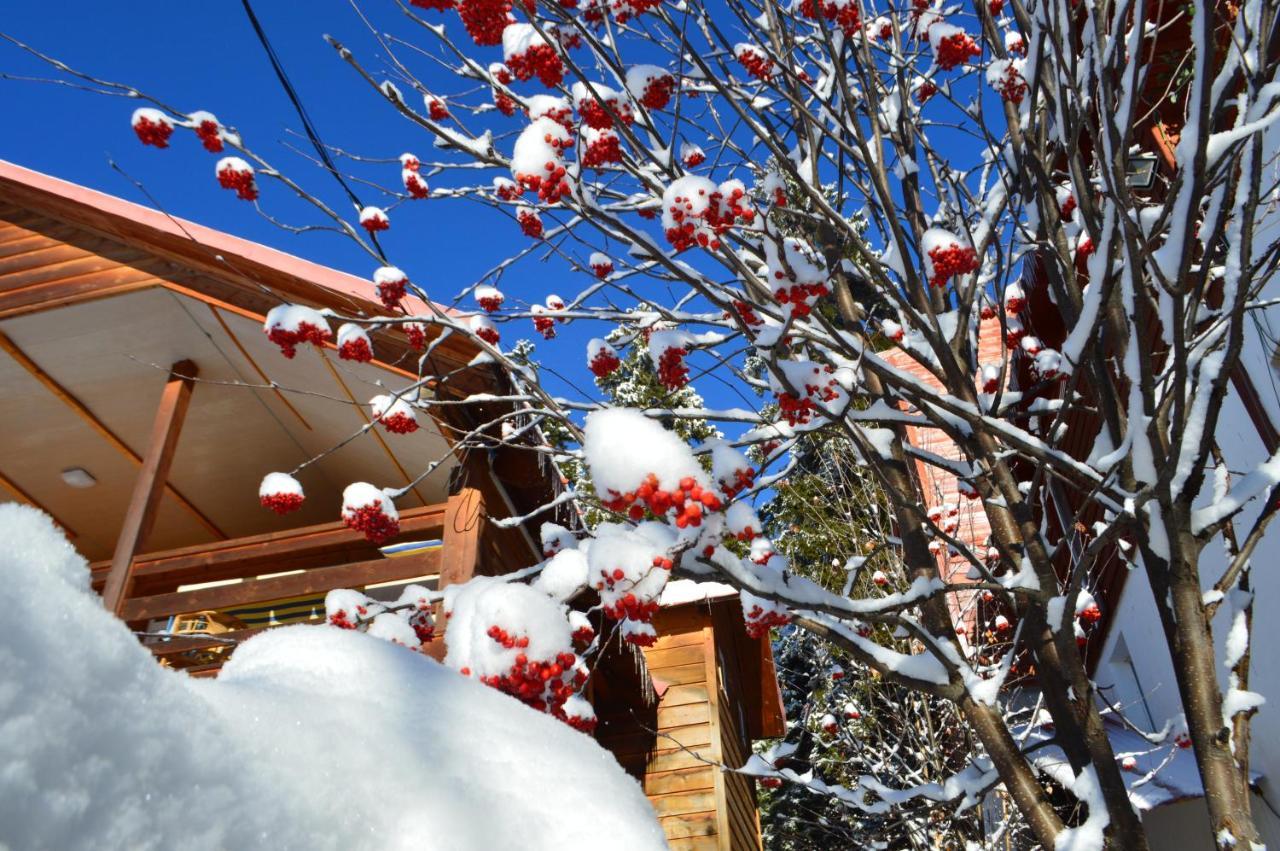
[0,232,457,562]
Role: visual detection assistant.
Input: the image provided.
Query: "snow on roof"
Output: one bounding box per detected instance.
[0,503,667,851]
[659,579,738,607]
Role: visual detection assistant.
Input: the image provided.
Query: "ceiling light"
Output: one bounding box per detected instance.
[61,468,97,489]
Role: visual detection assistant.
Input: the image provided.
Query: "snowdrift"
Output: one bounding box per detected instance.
[0,503,666,851]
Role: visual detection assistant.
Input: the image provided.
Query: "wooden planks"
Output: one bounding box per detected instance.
[120,550,440,622]
[102,362,198,614]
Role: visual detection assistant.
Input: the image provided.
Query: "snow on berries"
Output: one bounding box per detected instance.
[800,0,861,36]
[980,363,1002,393]
[512,117,574,204]
[765,236,829,317]
[259,472,305,514]
[582,408,716,528]
[531,305,556,339]
[649,329,692,390]
[882,318,905,342]
[922,227,978,288]
[470,314,501,345]
[568,609,595,645]
[341,482,401,544]
[725,500,762,540]
[263,304,332,358]
[337,323,374,362]
[771,360,851,426]
[502,23,564,87]
[458,0,515,45]
[1032,347,1065,380]
[1005,314,1027,347]
[1121,756,1138,772]
[525,96,573,131]
[533,547,590,601]
[443,575,588,723]
[872,569,889,587]
[189,110,224,153]
[843,702,862,720]
[1076,590,1102,624]
[424,94,450,121]
[680,141,706,168]
[587,522,677,627]
[401,152,430,199]
[517,206,544,238]
[661,175,754,252]
[404,321,428,350]
[571,82,634,129]
[1005,29,1026,56]
[215,157,259,201]
[986,58,1028,104]
[541,522,578,558]
[581,125,623,169]
[474,285,505,313]
[928,22,982,70]
[1020,335,1043,356]
[710,442,755,498]
[606,0,662,24]
[735,43,775,81]
[359,206,390,233]
[761,172,787,207]
[914,77,939,104]
[1004,281,1026,314]
[131,107,174,148]
[373,266,409,308]
[587,338,621,377]
[325,588,382,630]
[820,713,840,735]
[370,393,419,435]
[742,589,790,638]
[588,252,614,278]
[1057,183,1077,220]
[625,65,676,110]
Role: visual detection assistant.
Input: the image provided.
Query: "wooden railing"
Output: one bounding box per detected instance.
[90,488,492,665]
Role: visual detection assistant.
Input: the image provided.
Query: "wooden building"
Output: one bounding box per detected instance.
[0,160,781,849]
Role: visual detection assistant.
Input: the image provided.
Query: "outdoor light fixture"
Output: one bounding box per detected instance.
[60,467,97,489]
[1126,154,1158,191]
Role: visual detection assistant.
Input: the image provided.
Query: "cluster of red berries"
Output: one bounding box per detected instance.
[494,89,518,116]
[1059,193,1077,221]
[992,64,1028,104]
[934,31,982,70]
[579,96,634,130]
[682,147,706,167]
[637,73,675,110]
[507,44,565,87]
[800,0,861,35]
[916,80,938,104]
[217,163,259,201]
[590,258,613,278]
[572,623,595,644]
[267,321,332,359]
[518,208,544,238]
[589,347,621,377]
[480,624,587,714]
[736,45,775,81]
[338,336,374,363]
[1076,236,1095,262]
[601,473,723,527]
[599,586,662,623]
[759,776,783,789]
[133,114,173,148]
[458,0,514,45]
[405,323,428,350]
[533,311,556,339]
[744,604,791,638]
[375,276,407,309]
[195,119,223,153]
[260,491,305,515]
[989,0,1005,13]
[927,503,959,535]
[403,169,429,199]
[778,365,841,426]
[377,410,419,435]
[1007,33,1026,56]
[328,603,367,630]
[1078,601,1102,624]
[772,280,830,317]
[719,466,756,499]
[474,324,501,346]
[360,209,390,233]
[664,183,753,252]
[425,96,450,121]
[729,299,764,327]
[582,130,622,169]
[927,242,979,287]
[611,0,662,24]
[411,0,456,9]
[409,610,435,643]
[343,502,401,544]
[656,345,689,390]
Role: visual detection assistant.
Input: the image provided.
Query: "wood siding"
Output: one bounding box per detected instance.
[599,604,764,851]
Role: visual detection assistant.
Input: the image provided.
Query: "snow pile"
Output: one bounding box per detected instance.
[0,503,667,851]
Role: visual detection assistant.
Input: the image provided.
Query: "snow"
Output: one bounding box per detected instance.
[512,118,573,181]
[342,481,398,521]
[533,547,590,601]
[0,504,667,851]
[582,408,704,498]
[259,471,302,499]
[659,579,738,606]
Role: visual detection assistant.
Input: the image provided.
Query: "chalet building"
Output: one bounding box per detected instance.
[0,160,781,850]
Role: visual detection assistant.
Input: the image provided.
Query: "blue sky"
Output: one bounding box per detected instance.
[0,3,629,405]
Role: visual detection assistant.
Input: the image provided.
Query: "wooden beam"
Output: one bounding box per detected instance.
[439,487,485,590]
[0,331,224,538]
[102,361,199,614]
[148,625,268,658]
[89,502,446,593]
[0,467,77,537]
[121,550,440,622]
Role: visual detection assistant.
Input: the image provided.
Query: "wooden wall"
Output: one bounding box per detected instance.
[597,604,763,850]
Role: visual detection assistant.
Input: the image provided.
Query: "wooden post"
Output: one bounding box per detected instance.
[101,361,198,615]
[439,487,486,589]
